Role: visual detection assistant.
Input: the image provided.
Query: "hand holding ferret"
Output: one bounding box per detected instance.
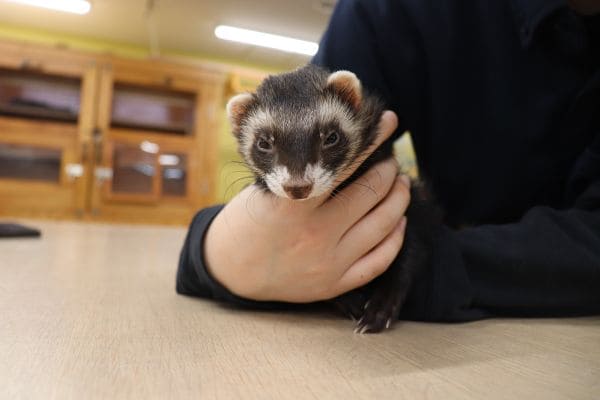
[204,111,411,303]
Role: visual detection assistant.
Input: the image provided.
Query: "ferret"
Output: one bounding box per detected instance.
[226,64,439,333]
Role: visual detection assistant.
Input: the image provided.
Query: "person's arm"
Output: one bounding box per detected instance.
[176,204,305,309]
[311,0,600,321]
[405,134,600,321]
[176,112,412,306]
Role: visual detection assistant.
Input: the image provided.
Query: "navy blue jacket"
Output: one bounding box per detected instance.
[176,0,600,321]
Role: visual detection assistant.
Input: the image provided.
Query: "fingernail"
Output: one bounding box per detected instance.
[399,174,411,189]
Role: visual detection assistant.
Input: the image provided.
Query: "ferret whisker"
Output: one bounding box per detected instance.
[349,180,379,197]
[218,161,252,181]
[224,174,255,183]
[224,176,254,201]
[329,189,351,210]
[244,186,262,223]
[223,160,252,168]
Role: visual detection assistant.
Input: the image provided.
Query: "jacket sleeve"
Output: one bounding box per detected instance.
[401,134,600,321]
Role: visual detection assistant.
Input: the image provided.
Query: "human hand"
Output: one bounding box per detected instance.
[204,111,411,302]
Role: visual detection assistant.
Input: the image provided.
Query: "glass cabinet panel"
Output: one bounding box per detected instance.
[111,142,157,195]
[0,69,80,122]
[0,143,61,182]
[111,84,195,135]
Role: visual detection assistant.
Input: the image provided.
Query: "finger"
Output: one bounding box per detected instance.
[337,110,399,184]
[337,175,411,262]
[331,216,407,297]
[315,110,398,205]
[320,157,401,230]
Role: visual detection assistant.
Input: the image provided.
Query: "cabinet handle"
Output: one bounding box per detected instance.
[65,163,84,180]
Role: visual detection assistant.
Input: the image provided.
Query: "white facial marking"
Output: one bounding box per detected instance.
[264,163,335,200]
[318,98,361,140]
[264,165,291,198]
[305,163,335,198]
[239,109,275,166]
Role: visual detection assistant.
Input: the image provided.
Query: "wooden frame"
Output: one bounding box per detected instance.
[101,139,161,204]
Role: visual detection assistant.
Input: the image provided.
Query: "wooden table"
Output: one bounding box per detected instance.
[1,220,598,399]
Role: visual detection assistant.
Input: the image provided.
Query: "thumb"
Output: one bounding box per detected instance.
[316,110,399,204]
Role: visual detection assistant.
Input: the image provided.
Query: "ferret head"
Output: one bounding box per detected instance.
[227,65,382,200]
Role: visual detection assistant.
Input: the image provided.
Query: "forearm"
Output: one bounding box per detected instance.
[401,203,600,322]
[458,206,600,315]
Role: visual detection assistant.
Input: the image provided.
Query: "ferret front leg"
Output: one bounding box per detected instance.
[354,226,421,334]
[331,288,368,321]
[353,260,412,334]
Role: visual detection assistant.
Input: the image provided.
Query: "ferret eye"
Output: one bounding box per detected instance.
[323,131,340,148]
[256,137,273,153]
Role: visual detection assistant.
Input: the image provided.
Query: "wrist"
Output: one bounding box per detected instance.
[203,211,268,301]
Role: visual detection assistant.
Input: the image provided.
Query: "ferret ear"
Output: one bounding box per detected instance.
[326,70,362,111]
[226,93,255,136]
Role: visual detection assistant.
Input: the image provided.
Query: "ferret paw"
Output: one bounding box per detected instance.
[353,291,404,334]
[331,290,367,321]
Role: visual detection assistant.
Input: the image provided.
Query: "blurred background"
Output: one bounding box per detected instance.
[0,0,415,225]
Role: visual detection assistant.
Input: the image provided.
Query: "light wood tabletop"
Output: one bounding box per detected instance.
[1,220,598,400]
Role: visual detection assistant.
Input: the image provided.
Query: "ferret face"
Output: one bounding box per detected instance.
[238,101,362,199]
[227,66,377,200]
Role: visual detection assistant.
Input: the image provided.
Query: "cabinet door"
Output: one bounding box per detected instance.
[0,119,81,218]
[89,63,210,224]
[0,64,97,219]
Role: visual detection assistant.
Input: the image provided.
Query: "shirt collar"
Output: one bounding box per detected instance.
[510,0,567,47]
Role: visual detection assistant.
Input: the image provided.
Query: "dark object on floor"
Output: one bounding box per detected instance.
[0,223,41,238]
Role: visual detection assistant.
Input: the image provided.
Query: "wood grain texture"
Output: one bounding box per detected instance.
[0,220,598,400]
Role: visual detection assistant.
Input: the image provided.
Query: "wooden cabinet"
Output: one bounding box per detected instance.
[0,40,225,225]
[0,41,97,219]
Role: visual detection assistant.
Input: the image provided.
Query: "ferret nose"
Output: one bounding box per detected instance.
[283,184,313,199]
